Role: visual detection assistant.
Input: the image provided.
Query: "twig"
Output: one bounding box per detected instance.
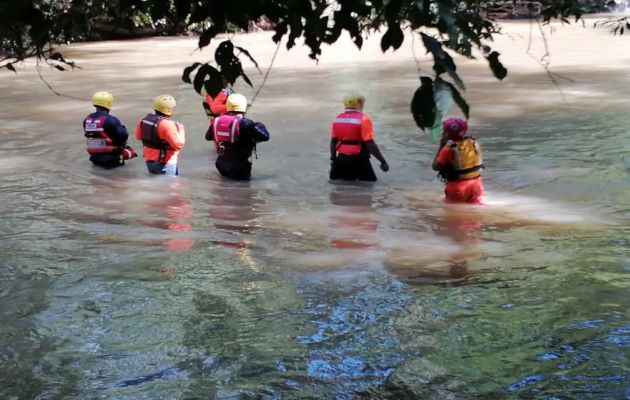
[36,61,87,101]
[525,17,573,104]
[249,40,281,107]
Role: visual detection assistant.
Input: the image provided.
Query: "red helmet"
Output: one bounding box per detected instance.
[442,118,468,139]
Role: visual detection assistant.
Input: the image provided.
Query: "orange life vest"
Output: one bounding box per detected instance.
[448,137,483,180]
[84,115,117,154]
[332,110,363,156]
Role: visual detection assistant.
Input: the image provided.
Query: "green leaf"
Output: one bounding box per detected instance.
[421,33,465,90]
[440,80,470,119]
[433,77,454,116]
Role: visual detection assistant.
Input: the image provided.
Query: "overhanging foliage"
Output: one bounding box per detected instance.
[0,0,588,131]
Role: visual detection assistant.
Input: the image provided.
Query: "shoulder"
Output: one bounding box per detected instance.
[106,114,122,124]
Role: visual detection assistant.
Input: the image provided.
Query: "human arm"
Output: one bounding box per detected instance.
[364,140,389,171]
[240,118,270,143]
[432,145,451,171]
[205,122,214,141]
[209,90,229,115]
[104,115,129,145]
[360,114,388,171]
[330,137,338,160]
[134,120,142,141]
[159,119,185,150]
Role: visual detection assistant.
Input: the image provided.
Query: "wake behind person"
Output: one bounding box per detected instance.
[205,93,270,181]
[83,91,137,169]
[134,94,186,177]
[329,94,389,182]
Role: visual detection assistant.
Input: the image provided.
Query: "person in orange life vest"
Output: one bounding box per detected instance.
[134,94,185,176]
[83,91,137,169]
[202,77,234,122]
[432,118,485,204]
[205,93,270,181]
[203,77,234,138]
[329,94,389,182]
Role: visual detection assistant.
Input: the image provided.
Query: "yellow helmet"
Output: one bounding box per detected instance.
[152,94,176,116]
[92,91,114,110]
[342,94,365,110]
[226,93,247,112]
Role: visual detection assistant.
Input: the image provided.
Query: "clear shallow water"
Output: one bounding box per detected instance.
[1,32,629,399]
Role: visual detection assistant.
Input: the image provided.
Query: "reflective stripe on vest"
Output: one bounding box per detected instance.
[450,137,483,180]
[213,114,242,146]
[84,115,116,154]
[332,110,363,156]
[140,113,167,151]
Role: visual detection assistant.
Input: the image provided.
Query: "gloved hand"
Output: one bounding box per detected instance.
[380,161,389,172]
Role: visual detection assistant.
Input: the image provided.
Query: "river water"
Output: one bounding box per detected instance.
[1,18,629,399]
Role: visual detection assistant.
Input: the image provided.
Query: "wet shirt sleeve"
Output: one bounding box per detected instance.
[435,146,454,165]
[104,115,129,145]
[360,114,374,141]
[240,118,270,143]
[159,119,185,150]
[134,119,142,142]
[210,91,228,115]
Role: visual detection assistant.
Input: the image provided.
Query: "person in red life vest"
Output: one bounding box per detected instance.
[134,94,186,176]
[432,118,485,204]
[329,94,389,181]
[83,91,137,169]
[205,93,270,181]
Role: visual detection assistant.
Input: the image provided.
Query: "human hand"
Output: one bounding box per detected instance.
[380,161,389,172]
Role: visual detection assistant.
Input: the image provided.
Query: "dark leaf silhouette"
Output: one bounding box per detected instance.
[181,62,201,83]
[215,40,235,68]
[421,33,465,90]
[202,68,224,97]
[440,79,470,119]
[199,26,220,49]
[235,46,261,73]
[193,64,219,94]
[6,63,16,73]
[411,77,436,130]
[53,65,65,71]
[486,51,507,80]
[381,24,404,52]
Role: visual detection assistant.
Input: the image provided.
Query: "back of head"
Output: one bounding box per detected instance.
[92,91,114,110]
[226,93,248,112]
[342,94,365,110]
[442,118,468,140]
[152,94,176,116]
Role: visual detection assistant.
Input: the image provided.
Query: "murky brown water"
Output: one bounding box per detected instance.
[1,16,629,399]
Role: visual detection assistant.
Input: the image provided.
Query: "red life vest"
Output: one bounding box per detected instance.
[332,110,363,156]
[213,114,243,152]
[84,115,116,154]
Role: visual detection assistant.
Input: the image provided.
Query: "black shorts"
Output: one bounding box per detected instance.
[216,154,252,181]
[89,153,122,169]
[330,154,376,182]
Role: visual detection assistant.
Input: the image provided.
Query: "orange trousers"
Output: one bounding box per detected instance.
[444,177,485,204]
